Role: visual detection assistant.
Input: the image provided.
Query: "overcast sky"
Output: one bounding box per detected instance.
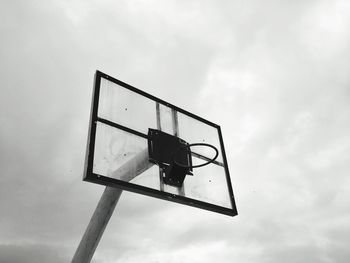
[1,0,350,262]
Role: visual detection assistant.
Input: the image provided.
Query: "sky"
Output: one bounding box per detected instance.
[1,0,350,262]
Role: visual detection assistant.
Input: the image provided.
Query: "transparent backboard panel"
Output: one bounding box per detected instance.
[178,112,224,164]
[85,71,237,216]
[184,158,231,208]
[93,123,160,191]
[98,78,157,135]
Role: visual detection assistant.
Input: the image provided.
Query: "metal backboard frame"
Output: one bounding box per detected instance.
[84,70,237,216]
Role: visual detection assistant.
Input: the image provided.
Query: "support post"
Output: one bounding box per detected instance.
[72,148,152,263]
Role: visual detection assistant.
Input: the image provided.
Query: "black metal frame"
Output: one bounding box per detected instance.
[84,70,238,217]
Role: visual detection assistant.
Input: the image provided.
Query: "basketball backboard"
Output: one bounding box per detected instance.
[84,70,237,216]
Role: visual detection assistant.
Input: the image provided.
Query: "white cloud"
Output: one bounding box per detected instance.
[0,243,68,263]
[1,0,350,262]
[298,0,350,58]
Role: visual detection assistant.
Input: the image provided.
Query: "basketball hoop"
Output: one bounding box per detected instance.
[174,143,219,169]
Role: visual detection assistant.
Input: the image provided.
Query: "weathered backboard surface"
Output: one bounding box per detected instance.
[84,70,237,216]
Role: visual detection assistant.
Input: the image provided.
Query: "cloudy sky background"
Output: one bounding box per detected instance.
[1,0,350,262]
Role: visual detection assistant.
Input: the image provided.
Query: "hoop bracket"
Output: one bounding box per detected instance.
[147,129,219,187]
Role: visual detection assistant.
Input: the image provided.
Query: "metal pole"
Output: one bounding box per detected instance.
[72,148,152,263]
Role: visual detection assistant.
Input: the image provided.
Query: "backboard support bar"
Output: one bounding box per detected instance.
[72,149,152,263]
